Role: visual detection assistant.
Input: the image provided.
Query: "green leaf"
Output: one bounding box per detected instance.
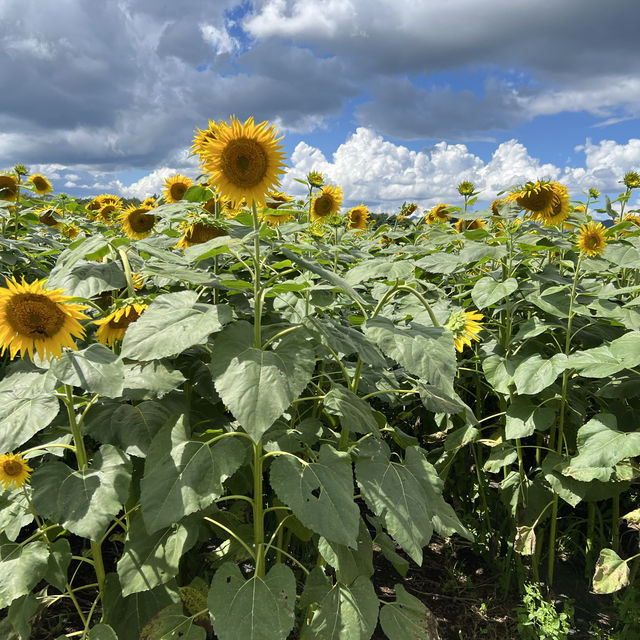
[541,452,587,507]
[363,317,456,392]
[415,253,462,274]
[121,291,232,360]
[0,489,33,541]
[7,594,39,640]
[0,541,49,609]
[85,400,176,457]
[483,443,517,473]
[44,538,72,592]
[306,576,379,640]
[514,526,536,556]
[471,276,518,310]
[379,584,439,640]
[564,331,640,378]
[318,517,374,585]
[123,361,186,400]
[355,441,433,564]
[482,354,521,395]
[141,416,247,532]
[323,385,380,436]
[344,257,414,284]
[118,516,199,596]
[208,563,296,640]
[47,260,126,298]
[592,549,630,594]
[49,344,124,397]
[505,397,555,439]
[418,384,466,414]
[87,624,119,640]
[560,414,640,482]
[31,445,132,541]
[270,445,360,548]
[210,321,316,442]
[512,354,566,395]
[0,371,58,452]
[140,604,206,640]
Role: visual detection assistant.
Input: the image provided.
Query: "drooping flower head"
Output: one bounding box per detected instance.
[348,204,370,231]
[93,303,147,347]
[311,184,343,222]
[0,277,88,361]
[202,116,287,207]
[36,206,63,228]
[119,205,156,240]
[425,203,452,224]
[397,202,418,221]
[175,219,229,250]
[577,221,608,257]
[29,174,53,195]
[163,174,193,203]
[0,453,32,490]
[446,309,484,353]
[454,218,486,233]
[0,173,19,202]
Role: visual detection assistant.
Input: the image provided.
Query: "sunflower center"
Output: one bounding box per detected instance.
[315,195,332,217]
[170,183,188,200]
[2,459,23,477]
[6,293,66,338]
[517,188,553,212]
[221,138,268,188]
[33,177,47,190]
[186,223,228,244]
[589,236,599,248]
[129,211,156,233]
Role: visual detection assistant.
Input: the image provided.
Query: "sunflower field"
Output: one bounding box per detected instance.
[0,118,640,640]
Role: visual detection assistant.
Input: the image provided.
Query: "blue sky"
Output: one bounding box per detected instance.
[1,0,640,213]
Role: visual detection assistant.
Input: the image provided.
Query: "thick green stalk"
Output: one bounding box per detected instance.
[117,247,136,299]
[252,201,263,348]
[253,439,265,578]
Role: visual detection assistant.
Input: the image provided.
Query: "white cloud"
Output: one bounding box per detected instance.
[200,23,240,55]
[119,167,197,199]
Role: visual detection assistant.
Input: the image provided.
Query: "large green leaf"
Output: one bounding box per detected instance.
[379,584,439,640]
[47,260,126,298]
[7,594,39,640]
[564,331,640,378]
[140,604,206,640]
[0,541,49,609]
[323,384,380,436]
[355,441,433,564]
[49,344,124,397]
[31,445,132,541]
[118,516,198,596]
[505,397,555,439]
[44,538,72,592]
[210,321,316,442]
[0,489,33,541]
[122,361,186,400]
[344,257,414,284]
[592,549,630,594]
[270,445,360,548]
[560,414,640,482]
[140,416,247,532]
[471,276,518,310]
[363,317,456,392]
[87,625,119,640]
[512,354,566,395]
[415,253,462,274]
[121,291,232,360]
[208,562,296,640]
[306,576,379,640]
[0,371,59,452]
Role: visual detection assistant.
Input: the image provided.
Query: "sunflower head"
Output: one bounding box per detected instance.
[0,453,32,490]
[0,173,19,202]
[425,203,451,224]
[623,171,640,189]
[94,302,148,347]
[0,277,88,361]
[311,184,343,222]
[119,205,156,240]
[307,171,324,188]
[445,309,484,353]
[191,120,223,164]
[175,219,229,250]
[163,174,193,203]
[29,174,53,195]
[577,221,608,257]
[36,206,63,228]
[491,198,506,216]
[348,204,370,231]
[507,180,557,214]
[62,223,81,240]
[454,218,485,233]
[202,116,287,207]
[589,188,600,200]
[97,203,120,225]
[266,190,292,209]
[95,194,122,208]
[398,201,418,221]
[457,180,475,196]
[141,196,157,209]
[573,205,586,213]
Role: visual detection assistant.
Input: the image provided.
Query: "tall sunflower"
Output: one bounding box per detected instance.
[446,309,484,352]
[311,184,343,222]
[93,303,147,347]
[163,174,193,203]
[119,206,156,240]
[0,453,32,490]
[202,116,287,206]
[348,204,370,231]
[0,277,88,361]
[425,203,451,224]
[533,183,570,226]
[0,174,19,201]
[29,174,53,195]
[577,221,607,257]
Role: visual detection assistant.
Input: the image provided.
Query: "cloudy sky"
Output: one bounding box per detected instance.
[2,0,640,212]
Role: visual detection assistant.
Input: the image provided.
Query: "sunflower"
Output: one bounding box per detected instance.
[397,202,418,221]
[141,196,157,208]
[97,203,120,225]
[446,309,484,353]
[0,174,19,202]
[163,174,193,203]
[311,184,343,222]
[491,198,506,216]
[29,174,53,195]
[94,303,147,347]
[307,171,324,188]
[533,183,570,226]
[454,218,486,233]
[623,171,640,189]
[62,223,81,240]
[175,221,229,250]
[457,181,475,196]
[0,277,88,361]
[577,221,607,257]
[348,204,370,231]
[191,120,223,163]
[0,453,32,490]
[425,203,451,224]
[36,206,63,228]
[95,194,122,208]
[202,116,287,206]
[119,206,156,240]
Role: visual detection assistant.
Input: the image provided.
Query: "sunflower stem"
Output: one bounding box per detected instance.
[117,247,136,298]
[252,200,263,348]
[63,385,107,605]
[253,438,265,578]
